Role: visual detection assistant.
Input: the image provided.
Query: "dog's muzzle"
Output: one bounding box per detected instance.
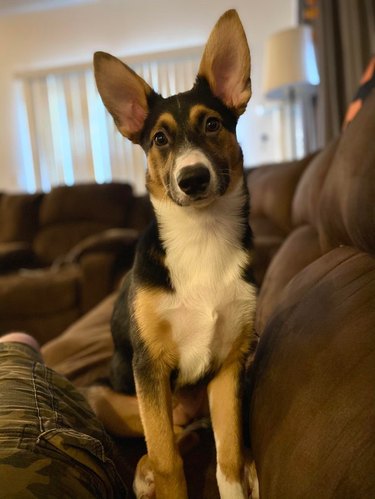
[169,150,219,207]
[177,164,211,199]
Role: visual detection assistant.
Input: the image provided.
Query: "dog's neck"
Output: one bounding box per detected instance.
[151,177,250,293]
[151,177,248,244]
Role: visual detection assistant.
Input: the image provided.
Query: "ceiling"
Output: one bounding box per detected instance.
[0,0,97,16]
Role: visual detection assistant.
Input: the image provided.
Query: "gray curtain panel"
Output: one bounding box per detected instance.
[316,0,375,147]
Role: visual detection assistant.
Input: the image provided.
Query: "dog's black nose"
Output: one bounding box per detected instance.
[177,165,211,197]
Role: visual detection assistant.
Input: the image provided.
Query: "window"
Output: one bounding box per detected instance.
[17,47,202,193]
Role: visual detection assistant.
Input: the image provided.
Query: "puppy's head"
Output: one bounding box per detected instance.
[94,10,251,207]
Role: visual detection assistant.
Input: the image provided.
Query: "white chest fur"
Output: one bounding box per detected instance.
[152,183,257,386]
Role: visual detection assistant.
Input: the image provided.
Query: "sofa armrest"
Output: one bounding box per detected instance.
[45,228,139,314]
[0,242,38,273]
[59,228,139,265]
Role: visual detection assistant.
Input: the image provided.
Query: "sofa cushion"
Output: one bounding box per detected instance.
[34,221,114,264]
[0,193,43,243]
[0,242,36,272]
[251,246,375,498]
[248,155,313,235]
[256,225,322,333]
[318,91,375,254]
[0,265,81,316]
[42,292,116,386]
[39,183,133,226]
[292,139,338,228]
[0,265,82,344]
[34,183,134,264]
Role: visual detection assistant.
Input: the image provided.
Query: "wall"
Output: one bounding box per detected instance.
[0,0,295,192]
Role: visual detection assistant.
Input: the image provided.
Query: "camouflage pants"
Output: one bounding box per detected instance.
[0,342,127,499]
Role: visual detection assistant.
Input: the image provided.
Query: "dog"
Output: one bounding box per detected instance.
[94,9,257,499]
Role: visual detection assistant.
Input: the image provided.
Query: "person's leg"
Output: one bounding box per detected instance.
[0,332,127,499]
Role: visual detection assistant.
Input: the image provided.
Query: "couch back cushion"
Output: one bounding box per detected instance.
[34,183,134,264]
[0,193,43,243]
[251,246,375,498]
[256,91,375,332]
[248,156,313,235]
[292,139,338,228]
[127,194,153,232]
[317,90,375,254]
[292,90,375,254]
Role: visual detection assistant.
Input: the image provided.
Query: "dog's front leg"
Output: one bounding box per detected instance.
[208,359,247,499]
[133,363,188,499]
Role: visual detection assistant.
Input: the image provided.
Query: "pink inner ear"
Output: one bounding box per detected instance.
[121,100,148,135]
[212,53,245,108]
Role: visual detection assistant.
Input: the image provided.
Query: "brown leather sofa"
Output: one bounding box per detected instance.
[249,91,375,498]
[0,182,152,343]
[39,90,375,498]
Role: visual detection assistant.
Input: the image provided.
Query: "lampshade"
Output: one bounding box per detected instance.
[263,25,320,99]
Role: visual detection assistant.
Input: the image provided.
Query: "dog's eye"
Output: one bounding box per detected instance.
[153,132,169,147]
[205,117,221,133]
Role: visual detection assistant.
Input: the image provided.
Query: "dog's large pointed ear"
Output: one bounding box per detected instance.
[198,10,251,116]
[94,52,153,143]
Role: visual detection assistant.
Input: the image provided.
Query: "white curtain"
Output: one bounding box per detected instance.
[19,50,201,194]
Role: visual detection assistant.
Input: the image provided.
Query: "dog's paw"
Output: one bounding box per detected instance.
[245,459,259,499]
[133,454,155,499]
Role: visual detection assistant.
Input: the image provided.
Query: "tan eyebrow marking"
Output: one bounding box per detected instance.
[189,104,221,124]
[151,113,178,135]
